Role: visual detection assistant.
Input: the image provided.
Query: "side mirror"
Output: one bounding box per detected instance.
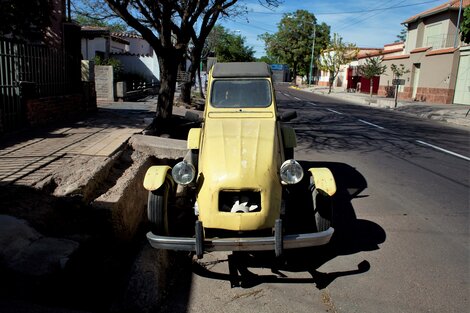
[185,111,203,123]
[279,110,297,122]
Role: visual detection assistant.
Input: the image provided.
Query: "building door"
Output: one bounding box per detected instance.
[412,63,421,99]
[454,54,470,105]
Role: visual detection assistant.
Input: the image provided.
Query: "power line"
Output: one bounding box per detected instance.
[335,0,408,32]
[249,0,442,16]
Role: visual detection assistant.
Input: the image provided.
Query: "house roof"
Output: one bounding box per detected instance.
[357,48,405,59]
[384,41,404,47]
[81,26,110,37]
[80,26,130,44]
[212,62,271,78]
[403,0,469,24]
[112,32,143,39]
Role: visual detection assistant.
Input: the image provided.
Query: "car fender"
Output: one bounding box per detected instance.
[187,128,201,150]
[143,165,173,191]
[281,126,297,148]
[308,168,336,196]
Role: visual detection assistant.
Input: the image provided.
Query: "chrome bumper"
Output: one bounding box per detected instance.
[146,227,334,252]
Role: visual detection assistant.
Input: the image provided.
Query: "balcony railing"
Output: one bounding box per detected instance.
[424,34,457,50]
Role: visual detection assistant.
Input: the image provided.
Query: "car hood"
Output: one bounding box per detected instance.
[200,118,280,187]
[197,118,282,230]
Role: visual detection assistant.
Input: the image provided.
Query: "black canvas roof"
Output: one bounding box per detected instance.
[212,62,271,78]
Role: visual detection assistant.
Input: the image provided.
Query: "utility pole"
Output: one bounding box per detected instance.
[309,23,316,86]
[454,0,463,48]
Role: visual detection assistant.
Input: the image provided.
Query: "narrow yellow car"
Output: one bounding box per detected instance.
[144,62,336,257]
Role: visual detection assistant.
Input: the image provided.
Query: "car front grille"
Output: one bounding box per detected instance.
[219,190,262,213]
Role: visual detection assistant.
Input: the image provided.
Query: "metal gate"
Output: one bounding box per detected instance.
[0,39,24,132]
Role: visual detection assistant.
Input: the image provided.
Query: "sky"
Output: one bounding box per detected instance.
[217,0,450,58]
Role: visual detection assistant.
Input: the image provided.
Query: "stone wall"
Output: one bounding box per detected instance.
[95,65,114,101]
[25,83,97,127]
[26,95,82,126]
[415,87,455,104]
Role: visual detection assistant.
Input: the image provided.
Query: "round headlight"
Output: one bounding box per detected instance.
[172,161,196,185]
[280,159,304,184]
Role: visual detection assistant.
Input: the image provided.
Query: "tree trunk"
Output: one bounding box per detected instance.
[370,78,373,98]
[292,62,297,82]
[328,71,334,94]
[156,53,180,122]
[180,81,192,104]
[179,46,203,105]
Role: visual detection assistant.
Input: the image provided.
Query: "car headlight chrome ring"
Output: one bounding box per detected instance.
[172,160,196,185]
[280,159,304,184]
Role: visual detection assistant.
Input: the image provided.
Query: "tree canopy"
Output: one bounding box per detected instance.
[260,10,330,79]
[0,0,51,42]
[211,26,255,62]
[76,0,281,124]
[461,6,470,44]
[73,14,128,33]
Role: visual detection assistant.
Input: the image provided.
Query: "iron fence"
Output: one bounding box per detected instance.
[0,38,81,131]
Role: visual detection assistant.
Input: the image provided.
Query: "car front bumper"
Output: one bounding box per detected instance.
[146,227,334,253]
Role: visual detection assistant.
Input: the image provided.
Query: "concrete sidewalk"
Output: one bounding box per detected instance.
[0,101,157,187]
[293,85,470,128]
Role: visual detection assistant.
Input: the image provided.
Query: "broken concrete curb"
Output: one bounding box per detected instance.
[129,134,187,160]
[92,151,153,241]
[52,154,121,203]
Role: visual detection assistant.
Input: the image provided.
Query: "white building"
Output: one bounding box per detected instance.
[80,27,160,83]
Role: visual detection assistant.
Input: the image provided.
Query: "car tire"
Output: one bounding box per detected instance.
[311,178,332,232]
[147,181,170,235]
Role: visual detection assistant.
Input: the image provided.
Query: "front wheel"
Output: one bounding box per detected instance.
[147,181,170,235]
[311,177,333,232]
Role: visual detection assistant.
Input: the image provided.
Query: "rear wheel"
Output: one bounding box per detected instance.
[147,181,170,235]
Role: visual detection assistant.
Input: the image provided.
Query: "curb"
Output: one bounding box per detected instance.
[294,87,470,129]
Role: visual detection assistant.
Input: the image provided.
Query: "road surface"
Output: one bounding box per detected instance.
[158,84,469,313]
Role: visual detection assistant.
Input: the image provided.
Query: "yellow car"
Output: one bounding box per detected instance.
[144,62,336,257]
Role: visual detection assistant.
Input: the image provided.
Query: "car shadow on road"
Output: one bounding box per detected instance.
[192,161,386,289]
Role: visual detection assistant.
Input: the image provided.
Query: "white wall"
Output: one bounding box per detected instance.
[126,37,152,55]
[81,37,107,60]
[111,40,128,53]
[406,27,418,53]
[113,53,160,82]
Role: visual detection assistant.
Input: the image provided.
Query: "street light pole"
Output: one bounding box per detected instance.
[309,23,316,86]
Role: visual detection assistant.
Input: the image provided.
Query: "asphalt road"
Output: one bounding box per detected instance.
[158,85,469,313]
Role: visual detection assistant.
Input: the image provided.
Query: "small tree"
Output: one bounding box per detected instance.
[358,56,387,98]
[390,63,410,107]
[317,34,359,93]
[390,63,410,80]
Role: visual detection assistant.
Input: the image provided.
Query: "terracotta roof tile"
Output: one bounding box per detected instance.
[384,41,404,47]
[81,26,109,31]
[112,32,143,39]
[425,47,458,56]
[410,47,432,53]
[357,48,404,59]
[383,54,410,61]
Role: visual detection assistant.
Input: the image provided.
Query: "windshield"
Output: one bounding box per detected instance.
[210,79,272,108]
